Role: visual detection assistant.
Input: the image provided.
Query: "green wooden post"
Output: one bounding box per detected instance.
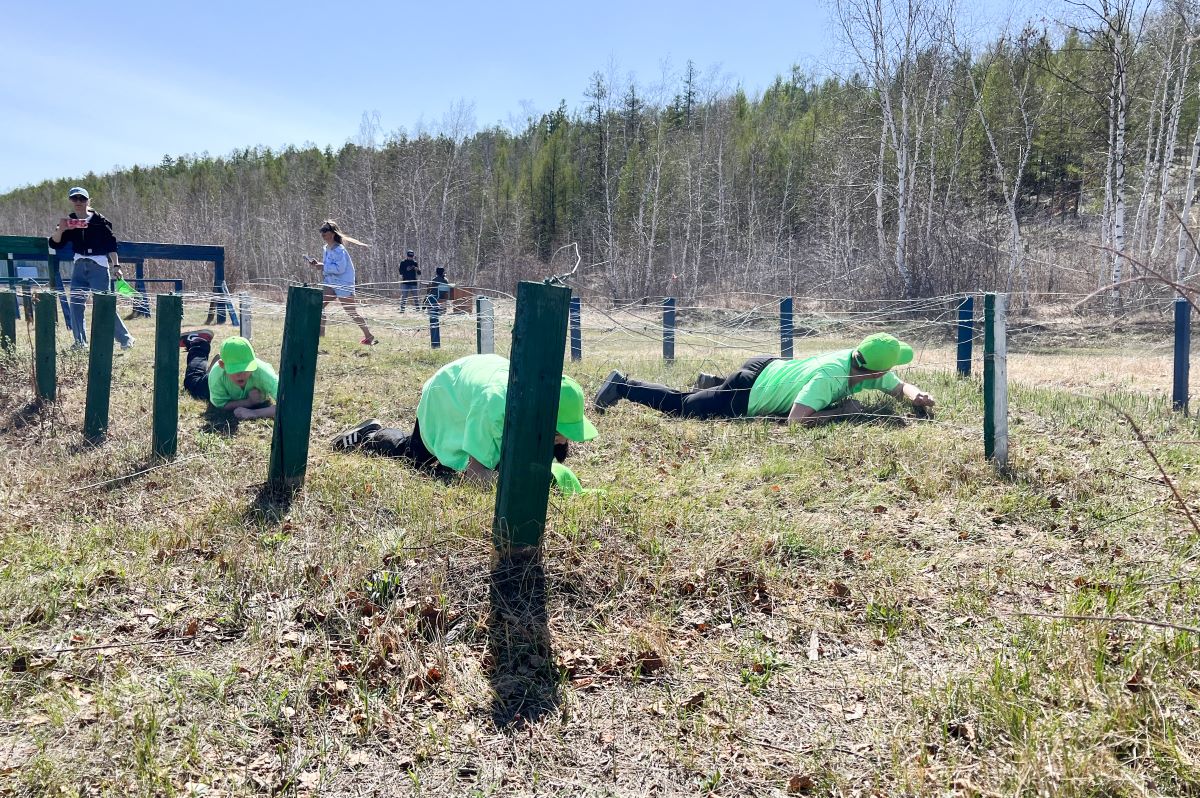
[268,285,323,489]
[492,281,572,551]
[152,294,183,458]
[34,292,57,402]
[983,292,1008,466]
[83,293,116,440]
[0,291,15,351]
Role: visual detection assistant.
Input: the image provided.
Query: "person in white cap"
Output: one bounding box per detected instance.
[48,187,135,350]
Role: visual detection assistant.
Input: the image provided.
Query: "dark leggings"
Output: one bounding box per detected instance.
[360,419,453,475]
[183,339,211,401]
[620,356,777,419]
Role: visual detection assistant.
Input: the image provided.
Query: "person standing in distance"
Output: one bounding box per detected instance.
[398,249,420,312]
[305,220,377,345]
[48,187,135,350]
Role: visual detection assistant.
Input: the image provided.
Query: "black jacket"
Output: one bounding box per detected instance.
[399,257,420,282]
[48,211,119,257]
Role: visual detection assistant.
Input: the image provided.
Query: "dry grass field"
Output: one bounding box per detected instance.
[1,296,1198,796]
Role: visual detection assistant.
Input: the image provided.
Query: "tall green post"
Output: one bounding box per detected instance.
[492,281,572,551]
[83,293,116,440]
[152,294,183,458]
[268,285,323,489]
[0,291,15,351]
[34,292,56,402]
[983,292,1008,466]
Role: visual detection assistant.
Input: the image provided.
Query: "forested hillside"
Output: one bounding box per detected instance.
[2,0,1196,303]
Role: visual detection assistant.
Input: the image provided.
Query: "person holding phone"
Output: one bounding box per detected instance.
[48,187,135,350]
[305,220,376,345]
[398,249,420,311]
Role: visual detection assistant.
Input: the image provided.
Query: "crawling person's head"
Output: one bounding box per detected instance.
[218,336,259,388]
[850,333,914,378]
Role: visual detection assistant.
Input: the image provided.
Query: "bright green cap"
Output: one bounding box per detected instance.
[556,376,598,442]
[219,336,259,374]
[856,333,914,372]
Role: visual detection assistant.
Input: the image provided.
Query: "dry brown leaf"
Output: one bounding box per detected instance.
[788,774,815,793]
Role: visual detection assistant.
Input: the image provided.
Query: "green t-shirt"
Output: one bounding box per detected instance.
[207,359,279,408]
[416,354,510,472]
[746,349,901,416]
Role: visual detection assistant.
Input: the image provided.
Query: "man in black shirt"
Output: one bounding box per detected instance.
[398,249,420,312]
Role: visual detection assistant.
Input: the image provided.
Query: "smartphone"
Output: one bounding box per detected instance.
[302,253,318,265]
[66,218,89,229]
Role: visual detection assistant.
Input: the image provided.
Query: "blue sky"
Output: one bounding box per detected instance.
[1,0,1020,194]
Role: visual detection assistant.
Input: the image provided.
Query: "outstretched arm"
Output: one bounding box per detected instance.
[888,381,936,407]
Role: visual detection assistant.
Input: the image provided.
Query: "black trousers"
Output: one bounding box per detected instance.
[183,339,211,401]
[621,356,777,419]
[360,419,453,475]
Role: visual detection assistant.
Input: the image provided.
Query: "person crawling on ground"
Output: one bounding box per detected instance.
[179,330,278,420]
[331,353,597,493]
[593,333,935,426]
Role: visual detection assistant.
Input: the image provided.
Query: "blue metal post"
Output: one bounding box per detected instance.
[663,297,675,363]
[956,296,974,378]
[1173,297,1191,412]
[780,296,794,359]
[213,252,226,323]
[428,295,441,349]
[569,296,582,361]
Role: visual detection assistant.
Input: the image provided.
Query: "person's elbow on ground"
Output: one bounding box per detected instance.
[786,402,819,427]
[462,456,497,487]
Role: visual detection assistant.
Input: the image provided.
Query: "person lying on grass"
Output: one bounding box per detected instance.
[332,353,597,492]
[179,331,278,420]
[593,332,935,426]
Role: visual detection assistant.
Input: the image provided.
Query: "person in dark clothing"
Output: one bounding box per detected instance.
[181,329,217,401]
[593,333,936,426]
[48,186,135,349]
[429,266,451,313]
[398,249,420,311]
[179,330,279,420]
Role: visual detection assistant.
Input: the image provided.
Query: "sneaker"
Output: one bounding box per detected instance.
[693,372,724,390]
[332,418,383,451]
[179,329,214,349]
[361,336,378,346]
[120,337,135,351]
[593,370,627,411]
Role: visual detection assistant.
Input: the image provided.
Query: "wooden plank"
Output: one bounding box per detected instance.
[152,294,183,458]
[34,292,56,402]
[492,281,571,550]
[83,293,116,440]
[268,285,323,488]
[0,292,15,350]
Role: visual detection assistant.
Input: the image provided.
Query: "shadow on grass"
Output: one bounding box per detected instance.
[199,406,240,437]
[487,547,559,729]
[3,399,48,434]
[241,481,298,528]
